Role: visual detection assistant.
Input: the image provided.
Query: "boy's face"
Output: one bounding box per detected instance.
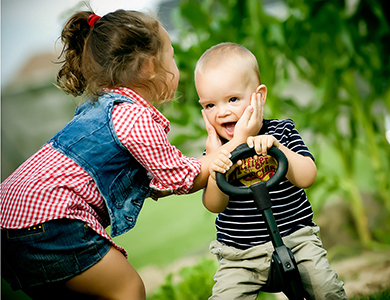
[196,63,260,141]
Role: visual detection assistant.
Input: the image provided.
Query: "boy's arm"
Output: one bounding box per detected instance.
[247,135,317,189]
[202,176,229,213]
[201,136,317,212]
[202,149,232,213]
[278,144,317,189]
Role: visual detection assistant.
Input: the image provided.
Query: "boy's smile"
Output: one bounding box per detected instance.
[222,122,236,136]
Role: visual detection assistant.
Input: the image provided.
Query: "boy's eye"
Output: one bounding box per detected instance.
[229,97,239,102]
[205,103,215,109]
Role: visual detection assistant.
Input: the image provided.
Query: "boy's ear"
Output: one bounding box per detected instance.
[255,84,267,102]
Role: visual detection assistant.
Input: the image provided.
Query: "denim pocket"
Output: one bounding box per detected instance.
[6,224,45,239]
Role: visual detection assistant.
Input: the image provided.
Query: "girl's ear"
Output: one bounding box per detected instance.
[255,84,267,103]
[146,57,156,80]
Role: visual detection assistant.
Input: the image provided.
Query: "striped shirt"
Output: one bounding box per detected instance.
[1,87,201,256]
[215,119,315,250]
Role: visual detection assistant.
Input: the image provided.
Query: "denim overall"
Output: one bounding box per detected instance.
[49,92,151,237]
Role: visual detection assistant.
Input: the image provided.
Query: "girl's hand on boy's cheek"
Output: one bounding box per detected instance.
[203,110,222,153]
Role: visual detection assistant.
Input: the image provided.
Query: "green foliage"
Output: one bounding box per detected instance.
[147,258,218,300]
[147,258,278,300]
[350,288,390,300]
[146,257,389,300]
[167,0,390,248]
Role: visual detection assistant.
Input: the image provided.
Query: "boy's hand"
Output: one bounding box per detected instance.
[247,135,280,156]
[209,149,233,181]
[203,109,222,154]
[234,92,264,142]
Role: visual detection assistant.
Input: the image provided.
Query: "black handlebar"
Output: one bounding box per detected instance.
[215,143,288,196]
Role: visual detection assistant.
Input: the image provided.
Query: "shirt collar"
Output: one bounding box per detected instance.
[107,87,170,133]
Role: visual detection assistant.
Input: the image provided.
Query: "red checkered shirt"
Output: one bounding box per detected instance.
[1,87,201,256]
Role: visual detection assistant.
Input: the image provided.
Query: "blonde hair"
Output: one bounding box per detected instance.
[57,9,173,103]
[195,42,261,85]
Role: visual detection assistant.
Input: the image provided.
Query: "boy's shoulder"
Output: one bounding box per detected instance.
[261,118,295,134]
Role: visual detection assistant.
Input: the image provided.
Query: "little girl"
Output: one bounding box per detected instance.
[1,8,262,300]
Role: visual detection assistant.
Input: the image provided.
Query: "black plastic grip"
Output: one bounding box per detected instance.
[215,143,288,196]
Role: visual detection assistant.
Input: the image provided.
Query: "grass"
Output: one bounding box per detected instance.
[111,190,216,269]
[350,289,390,300]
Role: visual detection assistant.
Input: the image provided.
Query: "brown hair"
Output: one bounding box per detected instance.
[56,9,172,103]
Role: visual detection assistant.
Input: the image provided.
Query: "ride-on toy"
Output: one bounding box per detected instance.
[216,143,306,300]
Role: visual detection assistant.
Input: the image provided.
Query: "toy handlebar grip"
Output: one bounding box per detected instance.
[215,143,288,196]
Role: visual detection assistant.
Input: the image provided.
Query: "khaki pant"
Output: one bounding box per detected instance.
[209,226,347,300]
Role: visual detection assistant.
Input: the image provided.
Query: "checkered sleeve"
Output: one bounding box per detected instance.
[113,103,201,194]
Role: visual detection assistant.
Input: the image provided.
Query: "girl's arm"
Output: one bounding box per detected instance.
[150,93,263,199]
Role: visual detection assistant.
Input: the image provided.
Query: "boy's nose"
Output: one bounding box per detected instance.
[217,105,231,118]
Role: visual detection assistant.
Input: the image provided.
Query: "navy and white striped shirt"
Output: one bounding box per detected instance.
[215,119,315,249]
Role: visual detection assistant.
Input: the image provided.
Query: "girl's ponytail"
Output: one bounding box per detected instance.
[56,11,93,97]
[57,9,168,103]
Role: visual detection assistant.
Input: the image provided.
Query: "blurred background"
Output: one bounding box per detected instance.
[2,0,390,299]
